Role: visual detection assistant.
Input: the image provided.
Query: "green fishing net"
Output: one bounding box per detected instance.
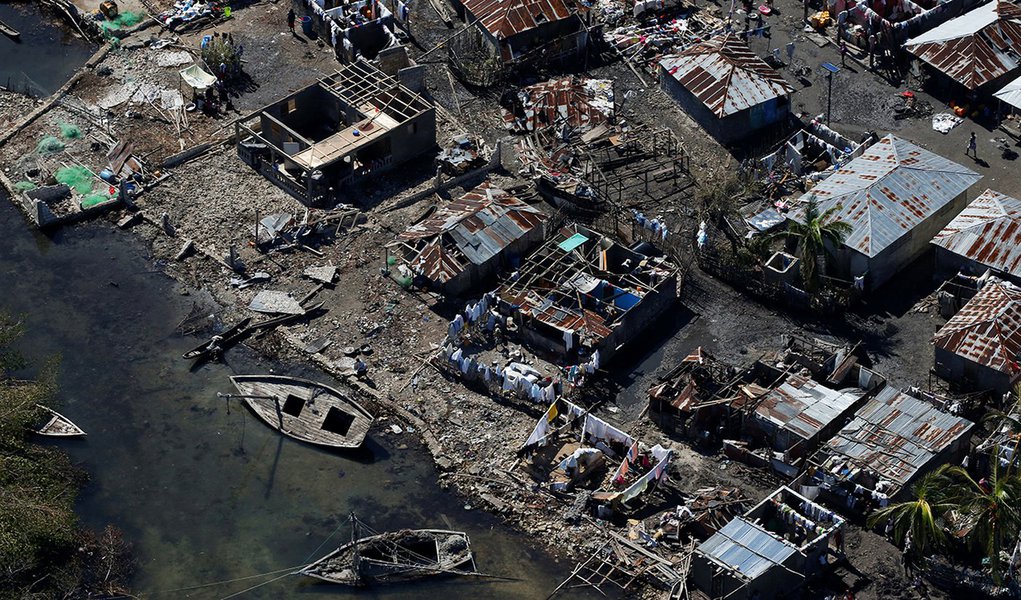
[36,136,65,155]
[81,192,113,209]
[58,122,82,139]
[55,166,94,194]
[14,181,37,191]
[102,11,144,32]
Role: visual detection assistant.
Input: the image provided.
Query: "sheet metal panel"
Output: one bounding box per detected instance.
[755,375,864,445]
[464,0,578,39]
[698,518,798,580]
[791,135,981,258]
[905,2,1021,90]
[398,182,546,283]
[931,188,1021,279]
[659,34,795,117]
[933,280,1021,374]
[823,387,974,489]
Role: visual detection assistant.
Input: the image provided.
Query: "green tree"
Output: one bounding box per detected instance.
[943,462,1021,584]
[868,466,957,554]
[782,197,853,290]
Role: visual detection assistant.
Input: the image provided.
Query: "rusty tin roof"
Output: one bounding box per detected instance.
[933,279,1021,375]
[396,182,547,283]
[823,387,974,490]
[463,0,580,40]
[905,1,1021,90]
[931,188,1021,279]
[791,135,982,258]
[754,375,865,446]
[658,33,795,118]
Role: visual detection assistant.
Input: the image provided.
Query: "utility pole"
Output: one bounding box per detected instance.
[821,62,840,125]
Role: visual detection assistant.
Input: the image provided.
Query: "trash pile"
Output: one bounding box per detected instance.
[436,135,488,174]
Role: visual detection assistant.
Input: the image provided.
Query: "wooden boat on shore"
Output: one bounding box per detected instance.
[0,19,20,40]
[33,405,86,437]
[229,375,372,449]
[182,317,251,360]
[299,515,478,585]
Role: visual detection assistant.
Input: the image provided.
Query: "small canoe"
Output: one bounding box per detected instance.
[0,19,20,40]
[33,405,86,437]
[182,317,251,360]
[230,375,372,449]
[300,521,476,585]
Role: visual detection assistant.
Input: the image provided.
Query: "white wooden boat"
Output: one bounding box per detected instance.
[299,515,477,585]
[33,405,86,437]
[229,375,372,449]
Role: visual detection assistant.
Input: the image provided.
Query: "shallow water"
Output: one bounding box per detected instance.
[0,2,96,96]
[0,208,596,598]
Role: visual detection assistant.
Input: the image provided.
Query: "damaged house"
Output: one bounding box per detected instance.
[520,399,672,509]
[931,188,1021,285]
[387,182,548,295]
[236,60,436,206]
[733,374,869,468]
[905,0,1021,92]
[932,278,1021,393]
[496,224,678,363]
[803,386,974,513]
[788,134,982,290]
[453,0,591,69]
[647,347,743,436]
[502,77,614,134]
[691,486,845,600]
[658,33,795,144]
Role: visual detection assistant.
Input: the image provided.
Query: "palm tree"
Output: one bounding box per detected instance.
[868,466,957,554]
[783,197,853,290]
[942,461,1021,584]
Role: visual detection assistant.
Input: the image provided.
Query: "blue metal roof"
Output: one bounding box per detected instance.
[791,135,981,258]
[698,517,798,581]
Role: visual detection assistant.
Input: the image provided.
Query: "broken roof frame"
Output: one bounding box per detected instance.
[236,60,433,173]
[497,224,677,350]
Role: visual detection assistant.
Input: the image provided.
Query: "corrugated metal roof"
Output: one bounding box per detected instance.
[823,387,974,490]
[933,279,1021,374]
[904,1,1021,90]
[755,375,864,445]
[791,135,982,258]
[697,517,798,580]
[931,188,1021,279]
[463,0,580,40]
[503,77,614,133]
[397,182,546,283]
[658,33,795,118]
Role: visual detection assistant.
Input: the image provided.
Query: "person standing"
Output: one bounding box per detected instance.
[902,530,915,577]
[966,131,978,158]
[287,8,296,33]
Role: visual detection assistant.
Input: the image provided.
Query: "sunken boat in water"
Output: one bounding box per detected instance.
[300,515,477,585]
[229,375,372,449]
[33,405,86,437]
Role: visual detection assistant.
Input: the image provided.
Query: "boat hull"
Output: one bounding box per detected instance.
[230,375,372,449]
[301,529,474,585]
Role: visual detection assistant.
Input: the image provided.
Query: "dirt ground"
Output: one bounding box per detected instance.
[4,0,1014,596]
